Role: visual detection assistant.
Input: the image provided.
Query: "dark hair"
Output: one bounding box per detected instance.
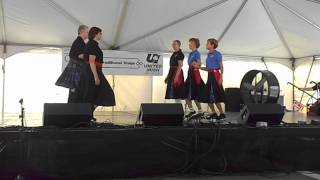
[189,38,200,48]
[88,27,102,40]
[78,25,88,35]
[207,38,218,49]
[173,40,181,46]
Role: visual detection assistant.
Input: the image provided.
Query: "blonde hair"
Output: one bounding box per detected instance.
[78,25,88,34]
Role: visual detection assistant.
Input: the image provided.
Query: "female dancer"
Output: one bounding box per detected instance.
[185,38,205,117]
[81,27,116,118]
[200,38,226,120]
[165,40,185,101]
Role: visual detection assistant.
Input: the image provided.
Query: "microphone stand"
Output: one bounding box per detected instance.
[19,98,25,127]
[15,98,26,180]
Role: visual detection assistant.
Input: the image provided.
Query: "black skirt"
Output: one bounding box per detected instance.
[202,72,226,103]
[78,64,115,106]
[184,68,205,100]
[165,68,185,99]
[55,59,84,89]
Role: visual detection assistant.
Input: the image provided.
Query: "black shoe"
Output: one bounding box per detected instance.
[192,111,204,118]
[185,110,196,118]
[218,113,226,120]
[205,113,219,120]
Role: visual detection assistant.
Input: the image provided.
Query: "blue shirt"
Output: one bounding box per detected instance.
[188,50,201,65]
[206,50,222,69]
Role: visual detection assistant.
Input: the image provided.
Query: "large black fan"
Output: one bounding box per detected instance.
[240,70,280,104]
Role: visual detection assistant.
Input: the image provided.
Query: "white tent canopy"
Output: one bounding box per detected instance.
[0,0,320,59]
[1,0,320,126]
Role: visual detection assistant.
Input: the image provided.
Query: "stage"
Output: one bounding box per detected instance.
[0,112,320,179]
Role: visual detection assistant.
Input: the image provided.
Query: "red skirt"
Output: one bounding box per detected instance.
[200,70,226,103]
[165,66,185,99]
[184,68,205,100]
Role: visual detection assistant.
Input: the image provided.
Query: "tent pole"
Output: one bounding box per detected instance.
[0,0,6,126]
[1,58,4,126]
[151,76,154,103]
[1,44,6,126]
[112,75,115,122]
[291,58,295,111]
[299,57,315,103]
[118,0,229,48]
[0,43,297,61]
[0,0,6,43]
[111,0,129,49]
[296,55,319,60]
[42,0,111,48]
[261,0,294,58]
[218,0,248,42]
[273,0,320,32]
[261,57,269,70]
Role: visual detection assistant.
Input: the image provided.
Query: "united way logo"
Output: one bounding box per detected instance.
[146,54,161,63]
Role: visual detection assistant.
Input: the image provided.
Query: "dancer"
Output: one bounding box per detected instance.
[55,25,88,103]
[200,38,226,120]
[165,40,185,102]
[81,27,115,118]
[185,38,205,117]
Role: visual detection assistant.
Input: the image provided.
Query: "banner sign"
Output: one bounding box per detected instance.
[62,49,163,76]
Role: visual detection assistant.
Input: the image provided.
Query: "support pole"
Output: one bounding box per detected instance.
[112,75,115,122]
[218,0,248,42]
[1,44,6,126]
[299,57,315,103]
[274,0,320,32]
[261,57,269,70]
[291,58,295,111]
[118,0,229,48]
[261,0,294,58]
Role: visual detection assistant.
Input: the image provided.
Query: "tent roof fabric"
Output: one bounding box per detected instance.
[0,0,320,59]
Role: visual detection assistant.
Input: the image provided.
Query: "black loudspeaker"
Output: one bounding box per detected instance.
[225,88,242,112]
[43,103,92,128]
[239,103,284,126]
[138,103,184,126]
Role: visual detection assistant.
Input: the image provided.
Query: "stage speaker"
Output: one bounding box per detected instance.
[239,103,284,126]
[138,103,184,126]
[43,103,92,128]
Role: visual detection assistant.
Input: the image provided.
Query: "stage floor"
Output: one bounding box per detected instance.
[1,111,319,127]
[93,111,319,126]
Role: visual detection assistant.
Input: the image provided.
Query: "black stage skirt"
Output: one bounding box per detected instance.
[184,68,205,100]
[201,70,226,103]
[77,64,116,106]
[55,59,83,89]
[165,67,185,99]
